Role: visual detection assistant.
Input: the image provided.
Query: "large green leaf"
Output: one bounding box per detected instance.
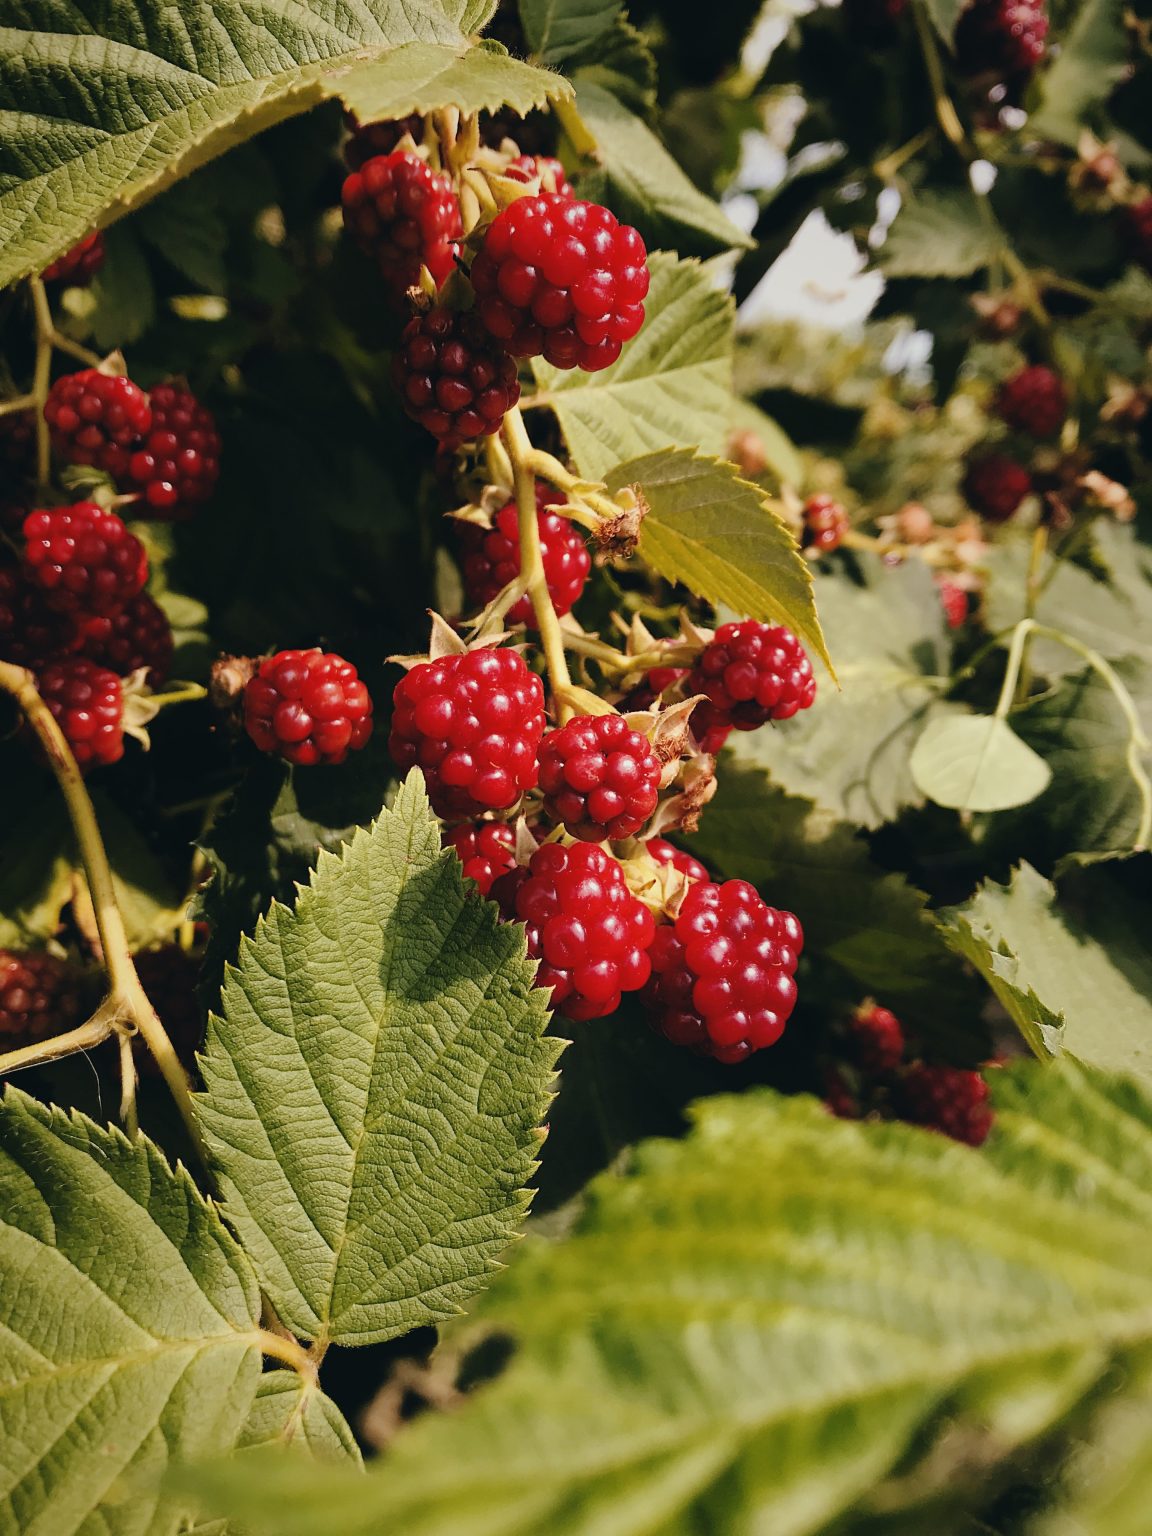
[197,771,558,1348]
[880,190,1000,279]
[518,0,621,63]
[336,40,571,126]
[192,1061,1152,1536]
[0,1089,262,1536]
[530,252,734,481]
[909,712,1053,812]
[1030,0,1129,147]
[609,447,829,672]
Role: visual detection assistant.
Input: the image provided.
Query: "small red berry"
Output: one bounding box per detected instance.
[37,657,124,770]
[954,0,1048,79]
[133,945,203,1078]
[79,591,173,686]
[127,382,221,517]
[937,579,969,630]
[899,1062,993,1146]
[996,365,1066,438]
[647,837,709,884]
[41,232,106,286]
[505,155,573,198]
[849,1003,905,1075]
[0,950,86,1047]
[803,495,850,553]
[493,841,655,1020]
[389,647,545,817]
[539,713,662,842]
[341,151,462,298]
[22,502,148,617]
[343,114,422,169]
[0,561,79,668]
[471,194,649,372]
[243,649,373,767]
[964,453,1032,522]
[689,621,816,733]
[458,482,590,625]
[643,878,802,1063]
[44,369,152,481]
[393,308,520,450]
[443,821,516,895]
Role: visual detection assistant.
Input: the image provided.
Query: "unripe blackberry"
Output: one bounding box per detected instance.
[41,232,106,286]
[443,821,516,896]
[996,365,1066,438]
[803,495,850,554]
[899,1062,993,1146]
[954,0,1048,79]
[470,194,649,372]
[79,592,174,686]
[22,502,148,617]
[343,114,422,169]
[393,308,520,450]
[341,151,462,298]
[688,621,816,733]
[643,878,802,1063]
[964,453,1032,522]
[647,837,709,884]
[44,369,152,481]
[0,950,85,1047]
[243,649,373,767]
[37,657,124,770]
[848,1003,905,1075]
[458,482,590,625]
[389,647,545,817]
[0,562,79,668]
[133,945,203,1078]
[506,155,573,198]
[539,713,662,842]
[127,382,221,517]
[493,841,655,1020]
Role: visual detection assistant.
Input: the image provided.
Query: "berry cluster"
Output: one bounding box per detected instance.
[954,0,1048,82]
[341,151,462,302]
[0,950,85,1047]
[243,649,374,767]
[803,495,850,554]
[393,308,521,450]
[996,364,1067,439]
[458,480,590,624]
[539,713,661,842]
[443,821,516,896]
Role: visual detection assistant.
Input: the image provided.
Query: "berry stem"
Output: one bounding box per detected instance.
[0,392,36,418]
[30,278,54,489]
[522,443,628,529]
[149,682,209,710]
[257,1328,321,1386]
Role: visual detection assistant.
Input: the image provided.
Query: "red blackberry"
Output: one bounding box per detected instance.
[493,841,654,1020]
[1124,195,1152,273]
[341,151,462,298]
[389,646,545,817]
[133,944,203,1078]
[954,0,1048,79]
[996,365,1066,438]
[506,155,573,198]
[44,369,152,481]
[37,657,124,770]
[899,1062,993,1146]
[643,878,802,1063]
[343,115,422,169]
[647,837,708,884]
[937,579,969,630]
[41,232,106,286]
[127,382,221,517]
[0,950,85,1048]
[688,621,816,733]
[0,562,78,668]
[539,713,661,842]
[243,649,373,767]
[459,482,590,624]
[623,664,731,755]
[79,592,173,686]
[964,453,1032,522]
[470,194,649,372]
[393,307,520,450]
[848,1003,905,1075]
[803,495,850,554]
[22,502,148,617]
[443,821,516,896]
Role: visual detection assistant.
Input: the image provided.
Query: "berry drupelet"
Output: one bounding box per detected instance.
[341,151,462,298]
[393,308,520,450]
[37,657,125,770]
[243,649,373,767]
[443,821,517,896]
[22,503,148,617]
[458,482,590,625]
[43,369,152,481]
[996,365,1067,439]
[127,382,221,517]
[963,453,1033,522]
[539,713,662,842]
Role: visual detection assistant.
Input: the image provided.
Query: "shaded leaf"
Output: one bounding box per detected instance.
[910,713,1053,812]
[922,0,965,40]
[880,190,1000,278]
[518,0,622,63]
[1031,0,1130,147]
[336,40,571,124]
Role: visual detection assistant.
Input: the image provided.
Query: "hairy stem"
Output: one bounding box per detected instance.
[257,1329,321,1386]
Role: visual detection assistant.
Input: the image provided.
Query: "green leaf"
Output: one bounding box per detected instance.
[880,190,1000,279]
[0,783,75,949]
[0,1089,261,1535]
[84,222,156,348]
[608,447,829,673]
[137,177,229,292]
[571,19,657,115]
[0,4,540,286]
[921,0,965,40]
[1031,0,1129,147]
[910,713,1053,813]
[197,771,558,1348]
[518,0,622,63]
[938,860,1152,1086]
[573,82,754,256]
[532,252,734,480]
[191,1061,1152,1536]
[336,40,572,125]
[240,1373,361,1465]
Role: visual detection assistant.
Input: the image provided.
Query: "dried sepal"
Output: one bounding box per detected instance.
[592,484,646,559]
[647,749,719,837]
[120,666,160,749]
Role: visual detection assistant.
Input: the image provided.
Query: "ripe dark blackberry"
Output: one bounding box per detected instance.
[341,151,462,298]
[643,878,802,1063]
[459,482,590,625]
[41,232,106,286]
[506,155,573,198]
[389,646,545,817]
[647,837,709,884]
[343,114,422,169]
[44,369,152,481]
[849,1003,905,1075]
[470,194,649,372]
[963,453,1032,522]
[539,713,662,842]
[689,621,816,733]
[37,657,124,770]
[937,579,969,630]
[899,1062,993,1146]
[1124,195,1152,274]
[493,841,655,1020]
[80,592,173,686]
[22,502,148,617]
[127,382,221,517]
[803,495,850,554]
[243,649,373,767]
[393,308,520,450]
[443,821,516,896]
[0,562,78,668]
[954,0,1048,79]
[996,365,1066,438]
[0,950,85,1048]
[133,945,203,1078]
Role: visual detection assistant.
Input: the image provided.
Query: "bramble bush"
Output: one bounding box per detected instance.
[1,0,1152,1531]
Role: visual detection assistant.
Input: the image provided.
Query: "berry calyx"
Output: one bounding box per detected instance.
[803,495,850,554]
[647,837,709,884]
[470,194,649,372]
[506,155,573,198]
[41,232,106,286]
[127,382,221,517]
[22,502,148,617]
[643,878,802,1063]
[389,646,545,817]
[539,712,662,842]
[493,841,655,1020]
[393,308,520,450]
[996,364,1067,438]
[963,452,1032,522]
[37,657,124,770]
[243,649,373,767]
[688,621,816,733]
[43,369,152,481]
[954,0,1048,81]
[443,820,516,895]
[898,1062,993,1146]
[459,482,590,624]
[79,591,174,686]
[0,950,85,1046]
[848,1003,905,1075]
[341,151,462,298]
